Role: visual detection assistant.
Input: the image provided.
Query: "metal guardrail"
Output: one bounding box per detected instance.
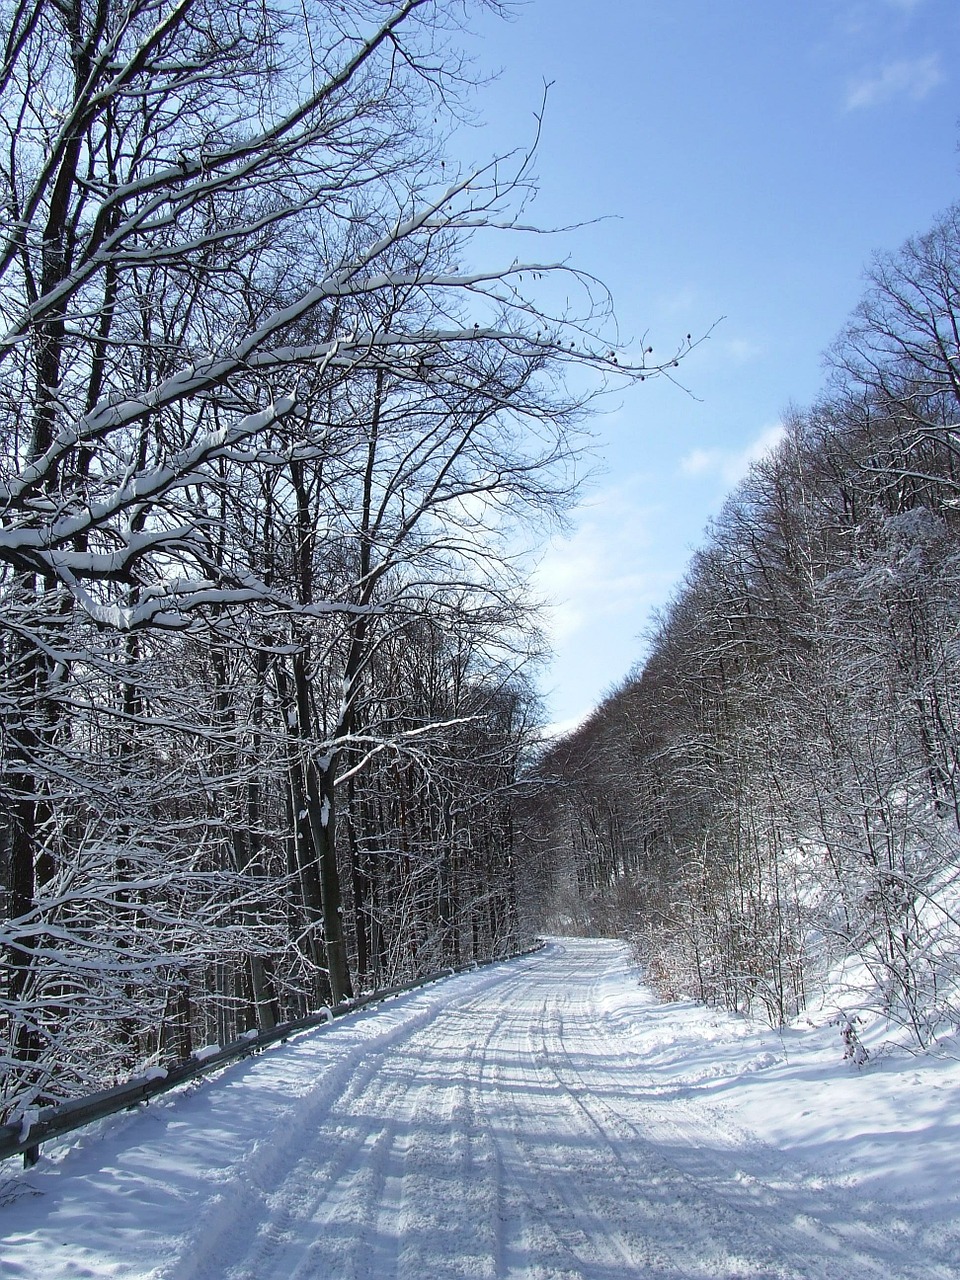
[1,942,544,1168]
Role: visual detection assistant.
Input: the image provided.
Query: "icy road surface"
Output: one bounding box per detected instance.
[3,938,960,1278]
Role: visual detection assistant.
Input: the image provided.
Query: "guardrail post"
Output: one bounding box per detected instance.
[23,1143,39,1168]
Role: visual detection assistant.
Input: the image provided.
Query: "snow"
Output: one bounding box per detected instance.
[16,1111,38,1144]
[1,938,959,1278]
[190,1045,223,1063]
[139,1066,169,1082]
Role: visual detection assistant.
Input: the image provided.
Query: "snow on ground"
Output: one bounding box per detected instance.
[1,938,959,1279]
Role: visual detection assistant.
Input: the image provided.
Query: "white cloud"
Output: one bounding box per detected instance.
[680,448,716,478]
[846,54,943,109]
[533,478,675,646]
[531,476,685,723]
[540,711,592,742]
[680,423,786,488]
[720,337,763,365]
[656,283,701,319]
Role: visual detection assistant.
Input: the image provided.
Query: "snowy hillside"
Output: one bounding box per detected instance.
[2,938,959,1279]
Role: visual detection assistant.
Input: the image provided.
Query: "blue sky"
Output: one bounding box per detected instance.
[459,0,960,729]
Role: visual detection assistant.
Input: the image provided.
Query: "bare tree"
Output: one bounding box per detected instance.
[0,0,681,1117]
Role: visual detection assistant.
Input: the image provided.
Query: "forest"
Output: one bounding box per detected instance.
[0,0,677,1125]
[2,0,958,1139]
[531,201,960,1046]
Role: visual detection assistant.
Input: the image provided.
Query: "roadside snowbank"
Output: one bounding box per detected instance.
[600,945,960,1231]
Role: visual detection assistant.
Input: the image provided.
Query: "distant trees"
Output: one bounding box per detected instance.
[528,200,960,1042]
[0,0,676,1121]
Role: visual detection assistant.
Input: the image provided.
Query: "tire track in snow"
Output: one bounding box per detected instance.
[476,948,775,1278]
[529,969,811,1278]
[474,996,636,1275]
[158,962,517,1280]
[14,939,957,1280]
[539,940,959,1280]
[262,962,539,1280]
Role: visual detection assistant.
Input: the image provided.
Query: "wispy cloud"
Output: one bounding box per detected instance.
[719,336,763,365]
[846,54,943,109]
[540,711,591,742]
[657,284,701,319]
[680,423,786,488]
[532,476,684,723]
[533,479,675,645]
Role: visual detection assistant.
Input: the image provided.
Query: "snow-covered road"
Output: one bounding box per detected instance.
[3,938,959,1279]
